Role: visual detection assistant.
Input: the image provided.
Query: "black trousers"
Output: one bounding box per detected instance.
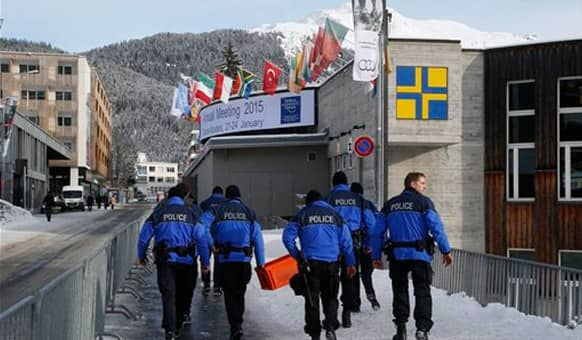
[389,260,434,332]
[359,250,376,297]
[45,208,52,222]
[201,254,221,288]
[340,245,360,311]
[304,260,341,336]
[218,262,252,332]
[157,262,195,333]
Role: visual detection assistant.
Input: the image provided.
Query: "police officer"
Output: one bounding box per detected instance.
[199,186,227,297]
[283,190,356,340]
[196,185,265,340]
[137,184,210,340]
[326,171,375,327]
[350,182,381,311]
[370,172,453,340]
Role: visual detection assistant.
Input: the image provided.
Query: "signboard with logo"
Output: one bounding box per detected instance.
[199,90,315,140]
[353,135,375,158]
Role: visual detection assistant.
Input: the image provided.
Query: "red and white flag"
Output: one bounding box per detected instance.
[262,60,282,95]
[213,72,234,103]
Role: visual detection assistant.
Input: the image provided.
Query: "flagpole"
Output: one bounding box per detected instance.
[376,1,388,208]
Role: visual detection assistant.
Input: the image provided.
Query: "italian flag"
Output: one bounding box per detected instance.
[213,72,234,103]
[195,73,215,105]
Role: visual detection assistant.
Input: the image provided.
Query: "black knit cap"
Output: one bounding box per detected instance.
[332,171,348,186]
[169,183,188,198]
[212,186,223,194]
[305,190,322,205]
[350,182,363,194]
[225,185,241,199]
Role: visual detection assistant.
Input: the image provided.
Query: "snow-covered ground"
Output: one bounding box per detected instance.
[253,230,582,340]
[0,199,36,226]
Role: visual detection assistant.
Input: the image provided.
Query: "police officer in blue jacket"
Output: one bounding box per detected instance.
[196,185,265,340]
[326,171,375,327]
[350,182,381,311]
[199,186,227,297]
[283,190,357,340]
[137,184,211,340]
[370,172,453,340]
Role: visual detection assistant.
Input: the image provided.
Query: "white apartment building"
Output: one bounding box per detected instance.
[135,153,178,198]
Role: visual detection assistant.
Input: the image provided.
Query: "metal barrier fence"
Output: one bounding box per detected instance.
[433,248,582,326]
[0,220,144,340]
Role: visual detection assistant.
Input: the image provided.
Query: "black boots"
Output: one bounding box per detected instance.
[230,328,243,340]
[393,324,407,340]
[325,330,337,340]
[367,293,381,311]
[341,309,351,328]
[415,330,429,340]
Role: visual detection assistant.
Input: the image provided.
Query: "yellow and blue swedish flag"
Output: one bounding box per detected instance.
[396,66,448,120]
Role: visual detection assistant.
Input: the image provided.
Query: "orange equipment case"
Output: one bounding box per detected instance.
[255,254,299,290]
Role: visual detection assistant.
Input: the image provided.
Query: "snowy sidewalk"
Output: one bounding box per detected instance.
[105,230,582,340]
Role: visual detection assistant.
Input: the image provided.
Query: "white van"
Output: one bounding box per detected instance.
[62,185,85,211]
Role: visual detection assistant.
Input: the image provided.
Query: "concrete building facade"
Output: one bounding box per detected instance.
[135,153,178,199]
[0,51,112,196]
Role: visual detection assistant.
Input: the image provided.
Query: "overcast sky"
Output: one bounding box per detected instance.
[1,0,581,52]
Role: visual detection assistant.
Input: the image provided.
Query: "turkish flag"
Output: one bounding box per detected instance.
[263,60,281,95]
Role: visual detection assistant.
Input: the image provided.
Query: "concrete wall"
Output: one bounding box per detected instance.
[199,145,329,217]
[317,66,379,203]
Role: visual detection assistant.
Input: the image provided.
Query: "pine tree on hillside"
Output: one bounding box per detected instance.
[216,42,242,78]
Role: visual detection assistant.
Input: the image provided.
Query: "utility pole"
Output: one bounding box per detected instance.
[376,1,389,208]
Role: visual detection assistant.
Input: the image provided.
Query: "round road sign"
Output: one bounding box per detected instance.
[353,135,375,158]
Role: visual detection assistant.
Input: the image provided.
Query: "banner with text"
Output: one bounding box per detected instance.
[199,90,315,140]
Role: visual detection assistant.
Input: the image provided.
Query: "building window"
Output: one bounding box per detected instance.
[157,177,164,183]
[1,63,8,73]
[148,176,155,183]
[21,90,46,101]
[507,80,535,201]
[63,141,73,150]
[27,116,39,125]
[57,116,73,126]
[136,165,147,176]
[19,64,39,74]
[165,177,175,183]
[56,91,73,101]
[166,167,175,173]
[559,250,582,270]
[149,166,156,172]
[57,65,73,75]
[508,248,535,262]
[558,77,582,201]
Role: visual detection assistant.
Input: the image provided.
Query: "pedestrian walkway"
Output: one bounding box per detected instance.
[104,231,582,340]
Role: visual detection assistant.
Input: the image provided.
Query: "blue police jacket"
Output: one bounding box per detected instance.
[200,194,227,212]
[197,199,265,266]
[370,188,451,262]
[137,196,210,266]
[283,200,356,266]
[326,184,375,238]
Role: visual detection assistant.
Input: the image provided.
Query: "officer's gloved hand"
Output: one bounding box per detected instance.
[138,258,147,266]
[363,247,372,254]
[202,266,210,274]
[346,266,357,278]
[442,253,453,267]
[372,260,383,269]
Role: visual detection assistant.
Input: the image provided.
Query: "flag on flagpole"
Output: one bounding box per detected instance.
[195,73,215,105]
[213,72,234,103]
[288,55,301,93]
[231,68,243,95]
[238,67,256,99]
[321,18,349,62]
[263,60,282,95]
[170,83,191,118]
[170,88,181,117]
[188,82,198,106]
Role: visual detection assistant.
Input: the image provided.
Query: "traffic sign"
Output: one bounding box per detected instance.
[353,135,374,158]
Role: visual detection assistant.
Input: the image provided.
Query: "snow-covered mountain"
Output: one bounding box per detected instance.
[250,2,537,55]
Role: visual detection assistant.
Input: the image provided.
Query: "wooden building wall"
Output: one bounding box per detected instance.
[484,40,582,264]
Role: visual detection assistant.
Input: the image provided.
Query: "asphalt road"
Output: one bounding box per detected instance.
[0,204,151,311]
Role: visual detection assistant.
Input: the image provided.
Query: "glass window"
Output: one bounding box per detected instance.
[57,65,73,75]
[149,166,156,172]
[508,82,535,111]
[518,149,535,198]
[508,148,535,200]
[148,177,155,182]
[165,177,175,183]
[508,249,535,262]
[560,148,566,198]
[63,142,73,150]
[56,91,72,101]
[559,112,582,142]
[1,63,8,73]
[58,116,72,126]
[27,116,39,125]
[167,167,175,173]
[560,251,582,270]
[157,177,164,183]
[509,115,535,143]
[559,78,582,108]
[571,147,582,198]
